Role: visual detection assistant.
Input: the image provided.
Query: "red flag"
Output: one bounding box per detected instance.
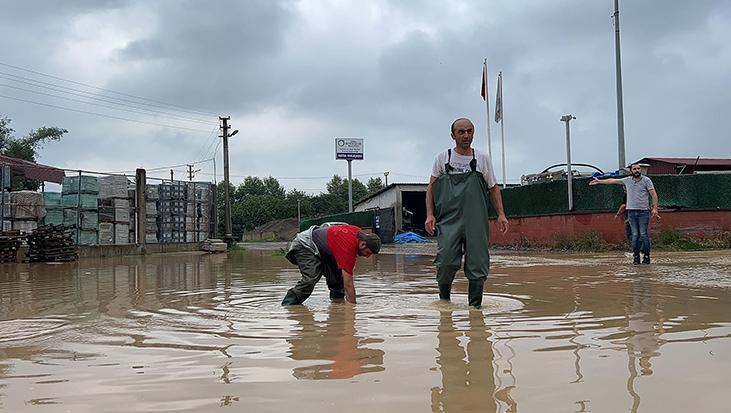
[481,63,487,101]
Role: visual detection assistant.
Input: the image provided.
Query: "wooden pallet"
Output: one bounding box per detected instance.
[26,224,79,263]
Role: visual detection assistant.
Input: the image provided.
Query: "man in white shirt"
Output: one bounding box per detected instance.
[425,118,509,308]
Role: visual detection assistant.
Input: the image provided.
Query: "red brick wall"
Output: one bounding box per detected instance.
[489,210,731,246]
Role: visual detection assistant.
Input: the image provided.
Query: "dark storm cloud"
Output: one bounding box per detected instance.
[107,0,296,112]
[0,0,729,186]
[1,0,129,19]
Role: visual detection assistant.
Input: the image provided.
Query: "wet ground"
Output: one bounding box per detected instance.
[0,247,729,412]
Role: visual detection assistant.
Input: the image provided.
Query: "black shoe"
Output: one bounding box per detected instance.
[468,279,485,309]
[438,284,451,300]
[642,256,651,264]
[633,256,641,265]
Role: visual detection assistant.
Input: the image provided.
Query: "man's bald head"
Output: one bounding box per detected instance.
[450,117,473,134]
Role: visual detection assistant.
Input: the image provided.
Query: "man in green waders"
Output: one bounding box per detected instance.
[425,118,509,308]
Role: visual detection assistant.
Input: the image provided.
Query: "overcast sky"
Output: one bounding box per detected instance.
[1,0,729,193]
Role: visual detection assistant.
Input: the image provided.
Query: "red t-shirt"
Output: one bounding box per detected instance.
[325,225,362,274]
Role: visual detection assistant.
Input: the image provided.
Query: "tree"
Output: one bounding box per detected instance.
[0,116,67,190]
[324,175,368,213]
[366,177,384,195]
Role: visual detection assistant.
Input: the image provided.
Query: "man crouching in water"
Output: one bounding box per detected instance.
[282,223,381,305]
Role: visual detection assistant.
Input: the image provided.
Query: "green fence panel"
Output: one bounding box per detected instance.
[490,174,730,218]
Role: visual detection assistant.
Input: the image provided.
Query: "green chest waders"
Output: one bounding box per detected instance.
[433,149,491,308]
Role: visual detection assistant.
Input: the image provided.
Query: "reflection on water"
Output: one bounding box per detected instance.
[623,278,663,412]
[431,310,497,412]
[286,304,384,380]
[0,250,729,412]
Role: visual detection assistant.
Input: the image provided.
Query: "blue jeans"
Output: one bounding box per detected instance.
[627,210,650,259]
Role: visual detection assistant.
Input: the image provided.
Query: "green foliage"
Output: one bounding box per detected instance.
[0,115,67,190]
[553,231,609,252]
[366,177,385,194]
[216,173,385,240]
[654,228,704,251]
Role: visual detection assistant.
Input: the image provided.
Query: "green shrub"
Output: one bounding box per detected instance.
[552,231,609,252]
[654,228,704,251]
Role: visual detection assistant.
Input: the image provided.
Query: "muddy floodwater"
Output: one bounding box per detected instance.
[1,247,729,412]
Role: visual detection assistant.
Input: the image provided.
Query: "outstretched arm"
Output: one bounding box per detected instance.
[589,178,624,186]
[488,185,509,233]
[343,270,356,304]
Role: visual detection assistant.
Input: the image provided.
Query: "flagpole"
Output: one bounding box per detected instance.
[499,72,506,188]
[483,58,493,160]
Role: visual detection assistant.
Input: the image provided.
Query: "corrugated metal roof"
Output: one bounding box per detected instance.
[638,157,731,166]
[0,154,65,184]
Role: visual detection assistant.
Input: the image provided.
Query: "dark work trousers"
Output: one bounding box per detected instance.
[282,243,345,305]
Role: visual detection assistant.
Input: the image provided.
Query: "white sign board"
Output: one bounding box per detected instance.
[335,137,363,160]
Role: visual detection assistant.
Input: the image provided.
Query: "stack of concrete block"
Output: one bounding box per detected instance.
[10,191,46,234]
[158,183,186,243]
[197,185,213,239]
[1,191,11,231]
[43,192,63,226]
[98,175,129,199]
[62,175,99,245]
[144,184,159,243]
[99,175,132,245]
[98,222,114,245]
[185,182,213,242]
[127,188,136,243]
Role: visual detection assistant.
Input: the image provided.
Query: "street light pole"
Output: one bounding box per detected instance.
[560,114,576,211]
[347,160,353,212]
[384,171,389,186]
[219,116,238,245]
[614,0,627,171]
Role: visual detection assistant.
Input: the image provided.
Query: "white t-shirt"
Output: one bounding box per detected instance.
[430,148,498,188]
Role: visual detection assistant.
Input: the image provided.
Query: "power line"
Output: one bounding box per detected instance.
[0,94,213,133]
[194,127,220,163]
[0,82,216,126]
[0,61,217,117]
[111,157,215,174]
[0,71,214,124]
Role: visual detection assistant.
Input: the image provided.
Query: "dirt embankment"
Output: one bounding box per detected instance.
[241,218,299,242]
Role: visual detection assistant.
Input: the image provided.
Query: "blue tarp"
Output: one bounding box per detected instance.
[394,231,431,243]
[591,170,622,179]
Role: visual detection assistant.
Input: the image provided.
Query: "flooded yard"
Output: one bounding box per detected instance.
[0,248,729,412]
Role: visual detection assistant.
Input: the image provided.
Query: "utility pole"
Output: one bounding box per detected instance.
[560,115,576,211]
[613,0,627,171]
[170,169,174,182]
[219,116,238,245]
[297,199,301,229]
[384,171,389,186]
[187,164,200,181]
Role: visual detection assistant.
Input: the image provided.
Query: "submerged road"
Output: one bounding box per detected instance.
[0,248,729,412]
